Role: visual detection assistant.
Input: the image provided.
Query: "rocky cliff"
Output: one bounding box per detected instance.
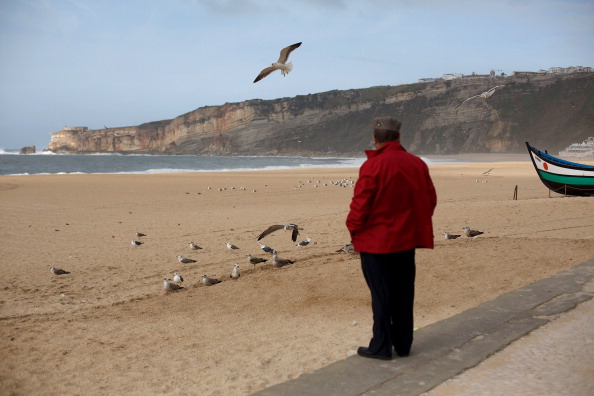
[19,145,36,154]
[48,72,594,155]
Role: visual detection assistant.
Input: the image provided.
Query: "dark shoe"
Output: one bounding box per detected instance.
[357,347,391,360]
[394,346,410,357]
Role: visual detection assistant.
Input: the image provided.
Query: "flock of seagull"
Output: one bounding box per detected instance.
[48,220,359,293]
[161,223,310,291]
[49,221,483,287]
[47,172,360,290]
[186,177,356,197]
[49,222,486,290]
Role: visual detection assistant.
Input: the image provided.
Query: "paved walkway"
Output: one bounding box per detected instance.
[253,258,594,396]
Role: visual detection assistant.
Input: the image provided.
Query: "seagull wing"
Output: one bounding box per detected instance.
[253,66,277,83]
[257,224,285,240]
[277,42,302,64]
[290,226,300,242]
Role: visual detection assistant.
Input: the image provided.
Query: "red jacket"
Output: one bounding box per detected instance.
[346,141,436,253]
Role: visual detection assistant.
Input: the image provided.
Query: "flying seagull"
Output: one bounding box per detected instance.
[463,226,484,238]
[202,274,222,286]
[253,42,302,83]
[246,254,267,266]
[163,278,183,292]
[443,231,462,240]
[257,223,302,242]
[177,255,197,264]
[455,83,515,109]
[482,168,494,175]
[50,266,70,275]
[230,264,240,280]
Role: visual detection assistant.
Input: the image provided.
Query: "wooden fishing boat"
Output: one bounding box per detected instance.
[526,142,594,196]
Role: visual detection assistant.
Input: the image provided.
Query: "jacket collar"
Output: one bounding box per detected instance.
[364,140,406,159]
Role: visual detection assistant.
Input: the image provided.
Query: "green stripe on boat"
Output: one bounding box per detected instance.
[538,170,594,186]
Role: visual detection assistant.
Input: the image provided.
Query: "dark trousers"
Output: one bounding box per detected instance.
[360,249,416,357]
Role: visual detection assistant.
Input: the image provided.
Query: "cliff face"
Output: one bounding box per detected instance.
[19,145,36,154]
[48,73,594,155]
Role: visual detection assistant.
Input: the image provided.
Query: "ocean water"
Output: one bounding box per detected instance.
[0,150,465,176]
[0,151,368,176]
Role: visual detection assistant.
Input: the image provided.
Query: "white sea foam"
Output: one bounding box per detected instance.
[0,148,19,155]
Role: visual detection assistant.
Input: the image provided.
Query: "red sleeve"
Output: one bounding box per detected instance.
[346,163,376,236]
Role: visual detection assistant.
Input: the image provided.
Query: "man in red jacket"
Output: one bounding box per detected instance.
[346,116,436,360]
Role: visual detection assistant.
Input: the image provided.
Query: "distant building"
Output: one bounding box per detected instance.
[442,73,463,80]
[418,65,591,85]
[559,137,594,158]
[63,126,88,132]
[548,66,593,74]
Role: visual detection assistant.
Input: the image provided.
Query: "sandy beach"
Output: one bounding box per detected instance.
[1,159,594,395]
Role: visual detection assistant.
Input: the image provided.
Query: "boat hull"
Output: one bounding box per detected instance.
[526,142,594,196]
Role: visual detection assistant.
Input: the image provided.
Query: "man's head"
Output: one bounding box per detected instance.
[371,117,401,148]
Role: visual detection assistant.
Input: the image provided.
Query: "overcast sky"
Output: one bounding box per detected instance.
[1,0,593,150]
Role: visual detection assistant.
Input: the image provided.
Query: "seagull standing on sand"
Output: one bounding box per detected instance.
[163,278,183,291]
[296,236,311,246]
[177,255,197,264]
[173,272,184,283]
[463,226,484,238]
[135,232,146,237]
[444,232,462,240]
[253,42,302,83]
[258,241,274,253]
[189,242,203,250]
[257,223,302,242]
[271,250,295,267]
[246,254,267,266]
[131,240,144,246]
[230,264,240,280]
[202,274,222,286]
[50,266,70,275]
[336,242,355,254]
[226,241,240,250]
